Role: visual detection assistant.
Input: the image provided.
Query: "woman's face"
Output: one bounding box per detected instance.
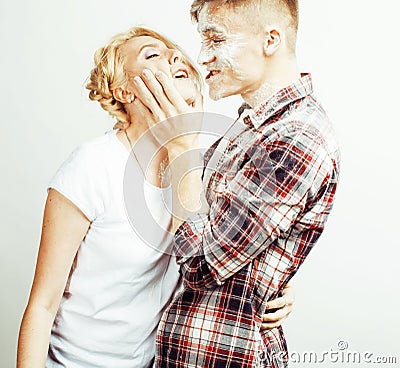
[121,36,197,103]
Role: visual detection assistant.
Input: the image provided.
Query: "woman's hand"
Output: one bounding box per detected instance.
[261,284,295,330]
[131,69,203,152]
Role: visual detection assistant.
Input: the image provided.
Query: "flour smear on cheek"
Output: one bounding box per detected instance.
[198,7,251,100]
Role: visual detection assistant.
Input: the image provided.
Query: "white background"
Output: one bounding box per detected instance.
[1,1,399,367]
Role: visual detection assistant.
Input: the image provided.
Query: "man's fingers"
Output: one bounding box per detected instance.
[132,97,155,128]
[141,69,173,113]
[155,71,188,112]
[132,76,164,120]
[192,89,204,111]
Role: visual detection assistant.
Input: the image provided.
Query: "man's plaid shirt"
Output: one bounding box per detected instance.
[155,74,340,368]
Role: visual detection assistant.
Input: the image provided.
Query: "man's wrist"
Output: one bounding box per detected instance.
[166,137,200,161]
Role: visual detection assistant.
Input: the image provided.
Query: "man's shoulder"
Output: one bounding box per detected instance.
[261,95,339,158]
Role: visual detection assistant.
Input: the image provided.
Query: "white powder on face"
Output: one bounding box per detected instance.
[197,4,280,105]
[197,4,252,100]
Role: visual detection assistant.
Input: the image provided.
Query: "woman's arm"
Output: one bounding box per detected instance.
[17,189,90,367]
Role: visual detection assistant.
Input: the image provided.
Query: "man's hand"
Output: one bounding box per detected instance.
[261,284,295,330]
[130,69,207,232]
[131,69,203,152]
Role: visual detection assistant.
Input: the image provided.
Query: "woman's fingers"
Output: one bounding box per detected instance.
[281,284,295,306]
[261,307,290,330]
[265,284,295,311]
[260,284,295,330]
[260,305,291,330]
[266,295,286,311]
[263,305,290,323]
[261,319,286,330]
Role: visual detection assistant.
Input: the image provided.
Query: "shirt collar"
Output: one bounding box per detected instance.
[238,73,314,129]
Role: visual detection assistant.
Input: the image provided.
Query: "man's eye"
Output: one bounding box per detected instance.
[211,38,225,46]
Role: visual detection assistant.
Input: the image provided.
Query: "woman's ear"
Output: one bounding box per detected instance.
[113,87,134,104]
[263,28,281,56]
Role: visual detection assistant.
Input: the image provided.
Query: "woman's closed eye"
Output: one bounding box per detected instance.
[145,50,160,59]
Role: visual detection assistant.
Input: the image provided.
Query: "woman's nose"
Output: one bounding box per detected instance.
[169,49,182,64]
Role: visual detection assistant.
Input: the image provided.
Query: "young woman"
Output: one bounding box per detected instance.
[17,26,294,368]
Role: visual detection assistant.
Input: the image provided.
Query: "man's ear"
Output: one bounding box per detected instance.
[263,28,281,56]
[113,87,134,104]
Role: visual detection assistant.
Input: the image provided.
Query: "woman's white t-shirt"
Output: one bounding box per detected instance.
[46,129,180,368]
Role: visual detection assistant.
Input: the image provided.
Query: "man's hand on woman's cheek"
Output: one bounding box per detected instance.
[130,69,203,150]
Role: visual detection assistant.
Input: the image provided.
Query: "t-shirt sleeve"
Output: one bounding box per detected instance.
[47,144,105,221]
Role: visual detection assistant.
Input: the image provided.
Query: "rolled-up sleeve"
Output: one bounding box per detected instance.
[173,124,333,290]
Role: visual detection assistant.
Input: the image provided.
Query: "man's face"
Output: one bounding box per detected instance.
[197,3,267,101]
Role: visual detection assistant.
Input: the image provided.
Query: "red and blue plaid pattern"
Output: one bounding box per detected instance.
[155,74,340,368]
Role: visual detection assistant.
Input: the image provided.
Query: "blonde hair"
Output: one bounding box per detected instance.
[86,26,203,124]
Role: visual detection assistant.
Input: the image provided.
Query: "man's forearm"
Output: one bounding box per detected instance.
[167,142,209,233]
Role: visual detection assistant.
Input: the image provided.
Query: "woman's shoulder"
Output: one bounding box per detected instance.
[74,129,115,156]
[62,130,121,169]
[48,131,116,221]
[53,130,117,179]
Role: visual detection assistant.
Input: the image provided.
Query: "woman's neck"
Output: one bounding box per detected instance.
[117,120,169,188]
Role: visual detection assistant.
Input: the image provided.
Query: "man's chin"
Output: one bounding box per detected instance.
[208,83,238,101]
[209,89,227,101]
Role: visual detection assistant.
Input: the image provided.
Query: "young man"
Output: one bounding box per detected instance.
[135,1,340,367]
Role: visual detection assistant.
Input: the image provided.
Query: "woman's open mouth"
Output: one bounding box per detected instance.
[172,67,189,79]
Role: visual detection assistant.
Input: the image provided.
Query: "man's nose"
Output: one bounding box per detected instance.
[197,44,215,66]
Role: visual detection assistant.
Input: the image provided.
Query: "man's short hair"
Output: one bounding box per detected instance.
[190,0,299,52]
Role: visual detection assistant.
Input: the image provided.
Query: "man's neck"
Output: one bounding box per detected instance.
[242,56,300,109]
